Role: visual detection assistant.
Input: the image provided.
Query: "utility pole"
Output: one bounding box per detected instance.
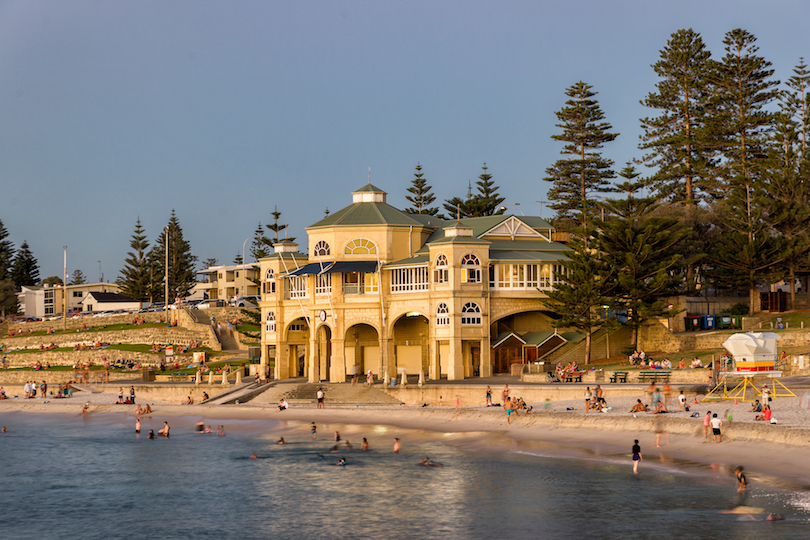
[62,247,67,331]
[164,226,169,321]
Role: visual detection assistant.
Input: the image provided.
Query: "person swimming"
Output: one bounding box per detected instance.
[148,430,155,439]
[337,458,347,466]
[277,437,285,445]
[250,453,258,460]
[420,457,444,467]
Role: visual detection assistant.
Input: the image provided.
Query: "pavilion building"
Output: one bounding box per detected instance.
[258,183,577,382]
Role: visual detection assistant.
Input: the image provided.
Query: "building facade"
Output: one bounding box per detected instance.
[196,263,260,302]
[18,282,122,318]
[258,184,575,382]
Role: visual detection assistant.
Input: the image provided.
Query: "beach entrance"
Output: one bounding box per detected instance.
[344,323,380,378]
[392,313,429,380]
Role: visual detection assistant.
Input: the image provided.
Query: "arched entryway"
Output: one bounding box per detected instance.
[314,324,332,381]
[344,323,380,377]
[283,317,309,378]
[391,313,429,378]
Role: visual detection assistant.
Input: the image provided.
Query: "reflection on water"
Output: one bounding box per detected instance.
[0,412,808,540]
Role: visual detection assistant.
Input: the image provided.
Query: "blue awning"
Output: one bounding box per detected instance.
[322,261,378,274]
[284,262,334,277]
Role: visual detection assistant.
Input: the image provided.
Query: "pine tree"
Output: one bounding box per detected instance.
[233,253,243,265]
[442,194,477,219]
[116,219,150,305]
[405,163,439,215]
[544,238,612,363]
[474,163,505,216]
[708,29,780,199]
[250,222,269,261]
[266,206,295,244]
[0,219,14,282]
[545,81,618,237]
[0,279,17,316]
[149,211,197,302]
[597,174,690,349]
[202,258,219,269]
[704,30,782,312]
[70,269,87,285]
[783,57,810,153]
[41,276,63,286]
[11,241,39,289]
[639,29,714,203]
[762,113,810,309]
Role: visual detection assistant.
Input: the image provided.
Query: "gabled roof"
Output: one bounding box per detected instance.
[84,292,137,304]
[309,202,426,228]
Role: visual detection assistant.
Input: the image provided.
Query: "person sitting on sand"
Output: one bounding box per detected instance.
[629,400,647,413]
[750,400,762,413]
[276,399,289,412]
[143,404,152,414]
[755,405,772,422]
[183,396,194,405]
[650,400,667,414]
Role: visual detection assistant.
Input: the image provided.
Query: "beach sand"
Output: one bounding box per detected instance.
[3,388,810,487]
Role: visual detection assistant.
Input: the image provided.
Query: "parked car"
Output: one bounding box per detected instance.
[197,299,227,309]
[234,295,260,308]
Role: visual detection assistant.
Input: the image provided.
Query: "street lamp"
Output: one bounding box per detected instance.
[499,203,524,216]
[164,226,169,321]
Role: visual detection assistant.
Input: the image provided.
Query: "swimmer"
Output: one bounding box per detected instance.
[735,466,748,493]
[2,427,7,433]
[204,425,212,434]
[311,422,317,439]
[420,457,444,467]
[158,421,170,438]
[393,438,401,454]
[361,438,370,451]
[135,418,141,434]
[345,440,353,450]
[250,453,258,460]
[195,420,204,434]
[632,439,642,474]
[148,430,155,439]
[317,454,325,460]
[216,425,225,437]
[337,458,347,466]
[330,445,340,453]
[334,431,341,442]
[277,437,285,445]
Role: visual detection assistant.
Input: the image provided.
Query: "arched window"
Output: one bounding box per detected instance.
[436,303,450,326]
[461,302,481,325]
[264,268,276,295]
[433,254,448,283]
[265,311,276,333]
[461,254,481,283]
[313,241,330,257]
[344,238,378,255]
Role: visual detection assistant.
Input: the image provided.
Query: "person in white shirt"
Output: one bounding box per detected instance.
[710,413,723,443]
[678,390,687,410]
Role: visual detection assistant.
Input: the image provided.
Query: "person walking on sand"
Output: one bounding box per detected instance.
[316,387,325,409]
[703,410,712,439]
[710,413,723,443]
[485,386,492,407]
[632,439,642,474]
[584,387,593,413]
[502,384,510,410]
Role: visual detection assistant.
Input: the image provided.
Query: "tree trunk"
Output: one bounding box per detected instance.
[584,330,592,365]
[790,268,796,311]
[749,286,758,316]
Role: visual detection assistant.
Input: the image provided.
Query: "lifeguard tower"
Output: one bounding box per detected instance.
[703,332,795,401]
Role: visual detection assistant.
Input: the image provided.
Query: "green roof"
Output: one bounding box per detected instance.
[384,255,429,268]
[486,240,571,252]
[309,202,425,228]
[489,250,569,262]
[353,183,386,193]
[521,331,556,346]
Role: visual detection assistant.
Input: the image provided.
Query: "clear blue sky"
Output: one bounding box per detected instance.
[0,0,807,281]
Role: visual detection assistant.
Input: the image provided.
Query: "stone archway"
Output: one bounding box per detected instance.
[314,323,332,382]
[344,323,380,377]
[391,313,429,380]
[282,317,309,378]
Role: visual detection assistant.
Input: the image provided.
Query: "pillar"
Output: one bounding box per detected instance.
[448,338,464,380]
[480,337,492,377]
[380,337,394,379]
[428,339,439,380]
[330,337,345,383]
[275,341,288,380]
[308,334,318,383]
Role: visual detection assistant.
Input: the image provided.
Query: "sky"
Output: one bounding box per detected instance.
[1,0,808,281]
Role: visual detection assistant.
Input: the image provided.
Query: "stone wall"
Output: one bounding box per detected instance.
[0,370,138,384]
[522,369,713,385]
[0,349,160,368]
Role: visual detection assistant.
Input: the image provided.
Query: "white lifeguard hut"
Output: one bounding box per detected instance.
[704,332,795,402]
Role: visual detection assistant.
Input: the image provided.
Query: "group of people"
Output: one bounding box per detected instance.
[114,386,137,405]
[583,385,607,412]
[72,341,109,351]
[23,380,46,399]
[30,360,50,369]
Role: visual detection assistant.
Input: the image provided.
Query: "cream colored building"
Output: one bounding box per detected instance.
[196,263,260,302]
[258,183,575,382]
[18,282,122,318]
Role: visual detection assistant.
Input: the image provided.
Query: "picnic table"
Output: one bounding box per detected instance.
[562,371,584,383]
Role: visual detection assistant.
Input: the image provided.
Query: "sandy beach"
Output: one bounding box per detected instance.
[4,387,810,488]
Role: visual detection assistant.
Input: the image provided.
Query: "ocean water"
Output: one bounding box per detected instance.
[1,412,809,540]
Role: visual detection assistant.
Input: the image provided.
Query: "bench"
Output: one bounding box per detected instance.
[563,371,584,383]
[168,374,188,382]
[609,371,628,383]
[638,371,671,383]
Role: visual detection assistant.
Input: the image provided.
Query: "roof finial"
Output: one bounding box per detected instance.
[456,204,461,222]
[368,166,371,185]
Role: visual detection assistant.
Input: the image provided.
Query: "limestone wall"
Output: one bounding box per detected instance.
[0,370,138,384]
[0,349,160,368]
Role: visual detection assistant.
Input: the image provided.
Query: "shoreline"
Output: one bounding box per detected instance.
[4,399,810,489]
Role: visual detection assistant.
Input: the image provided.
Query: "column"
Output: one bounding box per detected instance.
[308,334,318,383]
[447,338,464,380]
[330,337,345,383]
[275,341,288,380]
[428,339,438,380]
[479,337,492,377]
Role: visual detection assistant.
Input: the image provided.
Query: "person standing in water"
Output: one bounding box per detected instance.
[135,418,141,434]
[361,438,370,451]
[735,466,748,493]
[632,439,642,474]
[311,422,317,439]
[393,438,401,454]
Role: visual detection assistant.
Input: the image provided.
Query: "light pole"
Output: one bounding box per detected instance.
[164,226,169,321]
[499,203,524,216]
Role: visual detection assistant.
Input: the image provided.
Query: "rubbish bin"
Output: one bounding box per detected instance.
[717,314,733,329]
[685,316,703,331]
[702,315,716,330]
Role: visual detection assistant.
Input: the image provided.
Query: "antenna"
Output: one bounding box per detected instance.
[368,167,371,185]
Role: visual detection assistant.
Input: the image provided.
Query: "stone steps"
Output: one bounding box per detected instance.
[278,383,404,406]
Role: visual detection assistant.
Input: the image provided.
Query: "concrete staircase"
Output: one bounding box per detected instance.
[187,308,241,351]
[268,383,404,407]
